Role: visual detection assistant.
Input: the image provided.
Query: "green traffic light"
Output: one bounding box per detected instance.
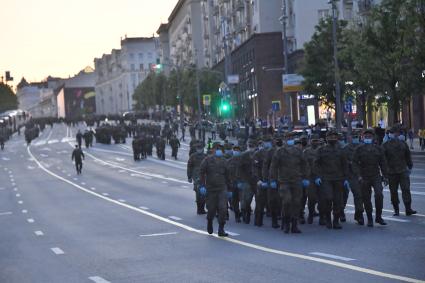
[222,104,229,111]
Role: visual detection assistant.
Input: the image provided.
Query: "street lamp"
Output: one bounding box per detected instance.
[330,0,343,132]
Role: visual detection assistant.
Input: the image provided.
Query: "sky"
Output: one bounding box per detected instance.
[0,0,178,87]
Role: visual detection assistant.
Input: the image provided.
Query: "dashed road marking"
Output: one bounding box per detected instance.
[35,231,44,236]
[309,252,356,262]
[81,182,86,185]
[226,231,240,236]
[11,182,16,186]
[139,206,149,210]
[91,187,96,191]
[180,185,190,189]
[0,212,13,216]
[381,216,410,223]
[18,200,23,204]
[169,216,182,221]
[51,247,65,255]
[22,210,28,214]
[73,178,78,181]
[140,232,178,237]
[28,146,425,283]
[13,188,18,191]
[102,193,109,196]
[16,193,20,197]
[27,218,35,223]
[118,199,126,203]
[88,276,110,283]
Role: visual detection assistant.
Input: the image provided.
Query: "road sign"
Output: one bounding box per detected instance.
[282,74,304,92]
[227,75,239,84]
[272,101,281,112]
[344,101,353,113]
[203,95,211,106]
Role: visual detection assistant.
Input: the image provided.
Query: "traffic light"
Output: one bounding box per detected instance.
[219,99,231,116]
[153,58,163,74]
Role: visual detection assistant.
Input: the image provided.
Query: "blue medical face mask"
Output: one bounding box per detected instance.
[264,142,272,149]
[388,133,395,139]
[287,140,295,146]
[352,138,360,144]
[233,150,241,156]
[215,150,223,157]
[363,138,373,144]
[398,135,405,141]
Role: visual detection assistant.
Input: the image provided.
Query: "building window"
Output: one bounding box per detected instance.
[138,53,144,60]
[140,64,144,71]
[129,53,135,60]
[131,64,135,71]
[318,9,330,20]
[148,52,153,59]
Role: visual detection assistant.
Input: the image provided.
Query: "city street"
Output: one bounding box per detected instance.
[0,124,424,283]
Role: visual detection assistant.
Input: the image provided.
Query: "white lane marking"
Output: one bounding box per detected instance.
[22,210,28,214]
[11,183,16,186]
[18,200,23,204]
[411,182,425,185]
[40,153,49,158]
[88,276,110,283]
[102,193,109,196]
[91,187,96,191]
[67,174,71,177]
[13,188,18,191]
[139,206,149,210]
[115,157,125,162]
[73,178,78,181]
[34,230,44,236]
[385,189,425,196]
[0,212,13,216]
[309,252,356,262]
[345,204,425,218]
[118,199,126,203]
[51,247,65,255]
[16,193,20,197]
[27,165,35,170]
[2,157,10,161]
[27,218,35,223]
[47,139,59,144]
[226,231,240,236]
[180,185,190,189]
[140,232,178,237]
[81,182,86,185]
[381,216,410,223]
[10,179,15,182]
[28,146,425,283]
[169,216,182,221]
[118,169,126,173]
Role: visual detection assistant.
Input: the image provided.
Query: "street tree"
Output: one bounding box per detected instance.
[0,82,18,112]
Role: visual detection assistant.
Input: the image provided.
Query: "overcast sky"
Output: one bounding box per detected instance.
[0,0,177,86]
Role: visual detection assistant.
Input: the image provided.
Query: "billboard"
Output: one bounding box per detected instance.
[282,74,304,93]
[64,87,96,118]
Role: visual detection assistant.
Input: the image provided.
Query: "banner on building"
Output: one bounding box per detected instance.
[282,74,304,93]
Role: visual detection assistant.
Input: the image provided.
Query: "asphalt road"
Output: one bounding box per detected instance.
[0,123,424,283]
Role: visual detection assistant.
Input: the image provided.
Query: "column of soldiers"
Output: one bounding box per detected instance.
[188,126,417,236]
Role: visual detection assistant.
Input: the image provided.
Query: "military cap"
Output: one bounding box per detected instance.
[363,128,375,135]
[212,141,223,149]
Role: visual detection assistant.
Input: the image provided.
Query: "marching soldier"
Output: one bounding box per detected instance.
[303,134,321,224]
[169,134,180,160]
[187,142,207,215]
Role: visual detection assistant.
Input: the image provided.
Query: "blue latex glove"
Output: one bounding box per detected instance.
[227,191,233,199]
[261,182,269,189]
[270,181,278,189]
[343,180,350,190]
[302,179,310,188]
[199,186,207,196]
[315,178,322,186]
[237,182,244,190]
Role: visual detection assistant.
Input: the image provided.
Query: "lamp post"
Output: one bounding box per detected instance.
[331,0,343,131]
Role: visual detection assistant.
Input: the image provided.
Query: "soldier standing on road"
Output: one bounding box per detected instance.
[187,142,207,215]
[199,142,231,236]
[303,134,321,224]
[169,134,180,160]
[72,145,85,174]
[252,137,269,227]
[270,132,309,233]
[353,129,389,227]
[76,130,83,148]
[382,127,417,216]
[227,145,242,222]
[314,130,349,230]
[156,136,166,160]
[341,132,364,225]
[236,139,257,224]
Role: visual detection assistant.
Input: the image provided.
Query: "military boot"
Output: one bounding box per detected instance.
[254,213,261,226]
[283,217,291,234]
[355,212,364,225]
[405,203,417,216]
[207,219,213,234]
[366,212,374,227]
[291,218,302,233]
[235,211,241,223]
[393,204,399,216]
[325,213,332,229]
[243,211,251,224]
[271,213,280,229]
[332,217,342,229]
[218,223,228,237]
[197,202,207,215]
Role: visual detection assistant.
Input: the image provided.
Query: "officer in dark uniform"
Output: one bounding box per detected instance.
[76,130,83,148]
[227,145,242,222]
[303,134,321,224]
[236,139,257,224]
[270,132,309,233]
[382,127,417,216]
[353,129,389,227]
[199,142,231,236]
[253,137,271,227]
[314,130,349,229]
[169,134,180,160]
[156,136,166,160]
[341,131,364,225]
[187,142,207,214]
[71,145,85,174]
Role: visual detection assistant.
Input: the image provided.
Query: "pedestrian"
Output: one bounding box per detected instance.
[199,142,231,236]
[187,142,207,215]
[76,130,83,148]
[408,128,414,150]
[382,127,417,216]
[71,145,85,175]
[270,132,309,233]
[353,129,388,227]
[314,130,349,229]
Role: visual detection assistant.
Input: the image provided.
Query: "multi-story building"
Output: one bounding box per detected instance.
[94,37,158,115]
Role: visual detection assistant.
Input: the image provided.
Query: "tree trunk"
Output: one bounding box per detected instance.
[366,94,374,128]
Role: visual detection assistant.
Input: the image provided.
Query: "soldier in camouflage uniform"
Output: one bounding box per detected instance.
[187,142,207,215]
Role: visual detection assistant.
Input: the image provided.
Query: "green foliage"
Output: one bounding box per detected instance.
[0,83,18,112]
